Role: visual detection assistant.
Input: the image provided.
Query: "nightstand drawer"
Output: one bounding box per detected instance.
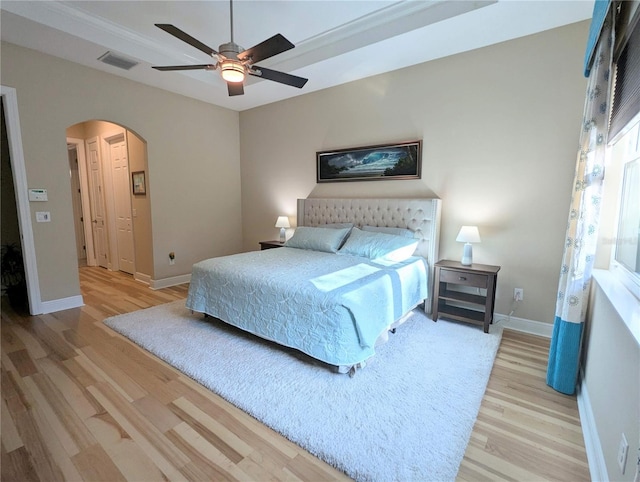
[439,269,487,288]
[259,240,286,250]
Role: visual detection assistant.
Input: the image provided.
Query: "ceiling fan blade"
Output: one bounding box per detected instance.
[250,66,308,89]
[227,82,244,96]
[238,34,294,64]
[155,24,218,57]
[152,64,215,71]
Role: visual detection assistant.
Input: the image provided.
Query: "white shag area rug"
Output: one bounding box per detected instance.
[104,300,502,482]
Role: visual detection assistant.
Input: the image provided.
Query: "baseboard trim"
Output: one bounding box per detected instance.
[134,272,151,285]
[150,274,191,290]
[494,313,553,338]
[40,295,84,314]
[577,370,608,482]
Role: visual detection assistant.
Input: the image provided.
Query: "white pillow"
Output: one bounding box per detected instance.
[338,228,419,261]
[285,226,351,253]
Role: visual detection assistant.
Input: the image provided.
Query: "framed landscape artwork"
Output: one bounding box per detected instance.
[317,140,422,183]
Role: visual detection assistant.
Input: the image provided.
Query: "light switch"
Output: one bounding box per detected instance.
[35,211,51,222]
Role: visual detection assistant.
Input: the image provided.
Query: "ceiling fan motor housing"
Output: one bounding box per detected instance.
[218,42,244,61]
[218,42,246,82]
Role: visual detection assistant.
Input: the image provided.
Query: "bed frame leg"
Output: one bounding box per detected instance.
[348,361,367,378]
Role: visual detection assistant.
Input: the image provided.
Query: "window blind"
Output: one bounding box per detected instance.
[610,13,640,141]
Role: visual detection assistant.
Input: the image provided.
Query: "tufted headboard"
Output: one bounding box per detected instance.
[297,196,442,270]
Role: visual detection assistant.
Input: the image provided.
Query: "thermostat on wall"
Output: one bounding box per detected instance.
[28,188,48,202]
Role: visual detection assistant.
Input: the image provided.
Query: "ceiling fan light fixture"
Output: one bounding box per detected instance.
[220,60,245,83]
[153,13,308,96]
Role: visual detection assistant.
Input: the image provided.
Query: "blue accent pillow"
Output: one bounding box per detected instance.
[323,222,354,229]
[285,226,351,253]
[362,225,414,238]
[338,228,419,261]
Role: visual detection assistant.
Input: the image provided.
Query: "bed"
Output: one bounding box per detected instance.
[186,198,441,373]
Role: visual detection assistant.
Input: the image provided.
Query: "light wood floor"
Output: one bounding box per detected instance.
[1,266,590,481]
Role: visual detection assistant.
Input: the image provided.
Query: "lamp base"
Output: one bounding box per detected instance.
[461,243,473,265]
[279,228,286,243]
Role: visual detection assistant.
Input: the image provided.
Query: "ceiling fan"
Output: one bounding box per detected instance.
[152,0,308,97]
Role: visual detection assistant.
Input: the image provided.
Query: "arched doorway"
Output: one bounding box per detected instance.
[67,120,153,284]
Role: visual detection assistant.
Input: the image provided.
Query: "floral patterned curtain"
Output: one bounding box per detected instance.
[547,7,615,395]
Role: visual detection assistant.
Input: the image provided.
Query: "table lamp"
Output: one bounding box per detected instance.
[275,216,290,243]
[456,226,481,265]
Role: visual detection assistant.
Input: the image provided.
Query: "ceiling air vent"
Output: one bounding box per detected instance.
[98,51,139,71]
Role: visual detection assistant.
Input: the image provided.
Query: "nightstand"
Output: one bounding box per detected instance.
[259,240,286,250]
[432,260,501,333]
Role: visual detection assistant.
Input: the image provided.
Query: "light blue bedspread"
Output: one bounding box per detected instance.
[185,247,428,366]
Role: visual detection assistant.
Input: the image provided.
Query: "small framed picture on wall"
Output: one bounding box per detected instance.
[132,171,146,194]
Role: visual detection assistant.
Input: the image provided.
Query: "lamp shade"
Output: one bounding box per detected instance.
[275,216,290,243]
[275,216,290,229]
[456,226,481,244]
[456,226,480,265]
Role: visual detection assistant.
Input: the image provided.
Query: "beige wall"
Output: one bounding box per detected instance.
[1,41,242,302]
[239,21,589,323]
[127,130,154,280]
[584,280,639,482]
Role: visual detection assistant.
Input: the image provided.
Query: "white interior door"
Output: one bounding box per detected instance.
[109,136,135,275]
[67,137,95,266]
[67,146,86,262]
[86,137,108,268]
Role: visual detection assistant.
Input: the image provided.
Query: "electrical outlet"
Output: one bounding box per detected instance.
[514,288,524,301]
[618,433,629,474]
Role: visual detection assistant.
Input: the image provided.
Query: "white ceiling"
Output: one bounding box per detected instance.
[1,1,594,112]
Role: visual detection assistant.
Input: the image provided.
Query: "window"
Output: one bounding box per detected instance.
[607,4,640,300]
[609,115,640,300]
